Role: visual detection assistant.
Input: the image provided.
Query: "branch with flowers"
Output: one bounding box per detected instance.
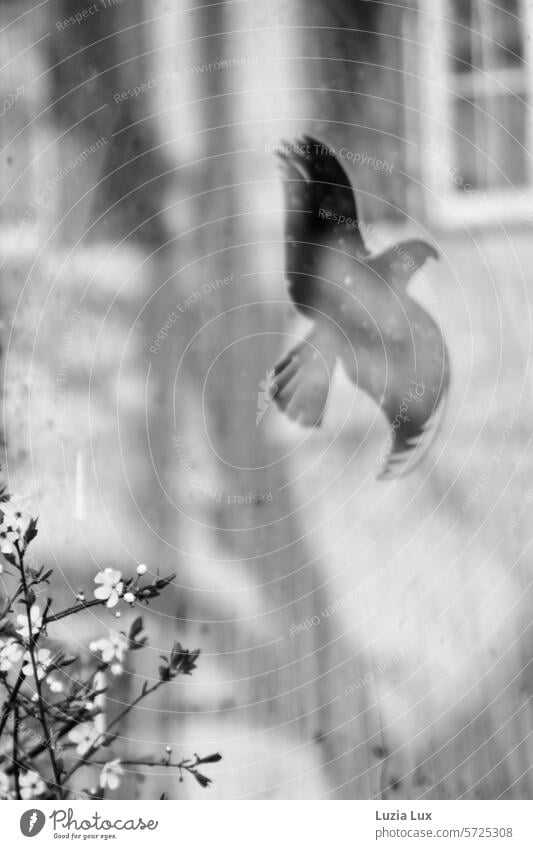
[0,493,221,800]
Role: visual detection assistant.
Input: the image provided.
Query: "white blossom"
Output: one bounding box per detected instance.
[15,605,42,640]
[0,770,11,799]
[0,526,18,556]
[0,638,23,672]
[68,722,99,756]
[22,648,52,680]
[0,497,33,554]
[89,630,128,674]
[47,676,64,693]
[2,496,33,531]
[19,770,45,800]
[94,568,123,608]
[99,758,123,790]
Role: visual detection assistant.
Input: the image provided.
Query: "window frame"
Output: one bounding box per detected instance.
[413,0,533,227]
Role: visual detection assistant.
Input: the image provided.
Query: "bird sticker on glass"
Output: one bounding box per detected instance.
[270,135,450,480]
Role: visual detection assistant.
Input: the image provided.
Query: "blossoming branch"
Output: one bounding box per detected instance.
[0,491,221,799]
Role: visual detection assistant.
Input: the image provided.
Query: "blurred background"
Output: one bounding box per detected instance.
[1,0,533,799]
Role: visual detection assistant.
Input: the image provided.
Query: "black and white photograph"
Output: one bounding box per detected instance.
[0,0,533,839]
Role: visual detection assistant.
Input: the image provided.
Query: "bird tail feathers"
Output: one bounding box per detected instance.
[270,332,336,427]
[377,367,450,481]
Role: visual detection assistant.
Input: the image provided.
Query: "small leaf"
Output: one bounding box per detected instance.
[170,642,182,668]
[192,771,212,788]
[57,655,77,669]
[159,665,171,682]
[170,644,200,676]
[128,617,147,650]
[24,517,39,546]
[129,616,144,641]
[196,752,222,765]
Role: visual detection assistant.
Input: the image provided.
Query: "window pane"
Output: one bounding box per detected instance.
[452,93,527,189]
[482,0,523,68]
[449,0,523,72]
[449,0,473,71]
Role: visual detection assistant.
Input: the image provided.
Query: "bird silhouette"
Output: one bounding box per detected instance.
[270,135,450,480]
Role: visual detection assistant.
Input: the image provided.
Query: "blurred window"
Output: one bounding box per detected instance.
[449,0,527,191]
[417,0,533,223]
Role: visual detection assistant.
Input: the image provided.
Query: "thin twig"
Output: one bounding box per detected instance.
[12,705,21,800]
[45,598,105,624]
[18,551,63,796]
[3,670,108,776]
[0,675,24,737]
[62,680,165,783]
[4,716,78,777]
[91,756,210,770]
[0,596,51,738]
[2,583,25,614]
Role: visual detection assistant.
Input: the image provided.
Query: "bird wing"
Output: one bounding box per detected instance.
[276,145,320,317]
[377,356,450,481]
[370,239,439,291]
[276,146,314,222]
[278,136,369,257]
[299,135,360,218]
[270,326,337,427]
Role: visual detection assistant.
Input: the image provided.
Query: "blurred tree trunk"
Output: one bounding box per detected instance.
[137,0,390,799]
